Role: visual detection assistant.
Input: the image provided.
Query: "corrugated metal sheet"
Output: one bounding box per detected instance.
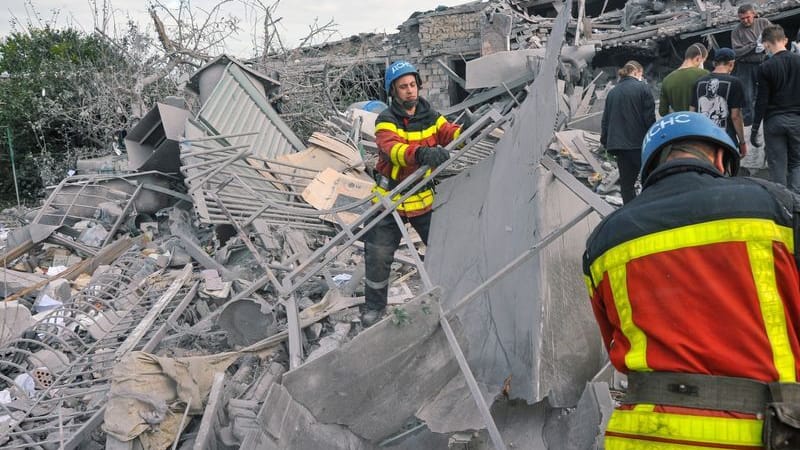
[198,62,304,161]
[180,119,331,232]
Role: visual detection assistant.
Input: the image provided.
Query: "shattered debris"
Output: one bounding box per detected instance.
[5,0,790,447]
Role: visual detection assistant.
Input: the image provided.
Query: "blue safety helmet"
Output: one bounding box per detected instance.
[384,60,421,95]
[640,112,740,180]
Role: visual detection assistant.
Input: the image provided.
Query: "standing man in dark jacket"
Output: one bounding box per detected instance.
[601,60,656,203]
[751,24,800,193]
[732,3,772,125]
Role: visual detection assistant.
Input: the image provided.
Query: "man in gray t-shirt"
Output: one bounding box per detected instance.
[731,3,772,125]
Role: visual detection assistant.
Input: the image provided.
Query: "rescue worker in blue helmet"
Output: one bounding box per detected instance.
[584,111,800,449]
[362,60,462,326]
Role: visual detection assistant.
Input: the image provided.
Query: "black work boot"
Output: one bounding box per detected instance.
[361,308,385,327]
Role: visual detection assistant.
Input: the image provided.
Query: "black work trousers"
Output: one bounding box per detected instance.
[733,61,760,126]
[764,113,800,194]
[609,149,641,204]
[364,211,431,311]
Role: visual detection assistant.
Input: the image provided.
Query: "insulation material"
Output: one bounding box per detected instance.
[302,168,374,224]
[103,351,247,445]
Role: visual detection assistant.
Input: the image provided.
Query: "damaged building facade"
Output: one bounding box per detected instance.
[2,0,800,449]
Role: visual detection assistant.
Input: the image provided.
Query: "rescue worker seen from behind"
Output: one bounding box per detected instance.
[600,60,656,204]
[361,60,462,327]
[584,112,800,449]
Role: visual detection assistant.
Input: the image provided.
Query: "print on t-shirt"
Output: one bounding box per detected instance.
[698,78,729,127]
[690,73,745,144]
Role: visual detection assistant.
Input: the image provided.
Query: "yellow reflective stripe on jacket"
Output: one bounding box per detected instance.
[606,436,760,450]
[390,143,409,168]
[609,264,650,371]
[606,408,763,448]
[747,240,797,381]
[375,120,440,141]
[588,218,794,285]
[372,185,434,213]
[588,218,795,380]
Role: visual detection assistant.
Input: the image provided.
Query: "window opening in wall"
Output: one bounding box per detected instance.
[448,56,477,106]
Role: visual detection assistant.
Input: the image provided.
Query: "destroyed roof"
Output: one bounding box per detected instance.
[186,54,280,96]
[399,1,487,27]
[589,0,800,48]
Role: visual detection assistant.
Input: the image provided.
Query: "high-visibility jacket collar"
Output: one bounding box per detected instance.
[643,158,724,190]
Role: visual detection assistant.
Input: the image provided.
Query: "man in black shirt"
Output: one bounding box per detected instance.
[691,47,747,158]
[751,24,800,193]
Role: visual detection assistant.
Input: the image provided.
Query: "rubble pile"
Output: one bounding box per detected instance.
[0,0,705,448]
[502,0,800,50]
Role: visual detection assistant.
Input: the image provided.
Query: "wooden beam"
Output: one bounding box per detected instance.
[0,238,34,268]
[3,236,135,303]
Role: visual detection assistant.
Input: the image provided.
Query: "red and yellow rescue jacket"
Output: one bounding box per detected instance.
[374,98,461,217]
[583,159,800,449]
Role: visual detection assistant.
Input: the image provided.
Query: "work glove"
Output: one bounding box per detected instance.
[750,130,763,148]
[415,146,450,167]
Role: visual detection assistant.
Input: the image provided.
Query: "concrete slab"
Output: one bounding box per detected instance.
[282,291,461,442]
[416,374,500,433]
[426,2,604,407]
[256,382,376,449]
[481,13,512,55]
[542,382,613,449]
[0,269,46,299]
[466,49,544,89]
[0,302,33,346]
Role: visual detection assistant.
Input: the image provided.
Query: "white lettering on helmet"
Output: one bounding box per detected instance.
[643,113,692,147]
[391,61,412,74]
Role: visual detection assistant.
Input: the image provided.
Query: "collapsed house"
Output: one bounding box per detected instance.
[2,0,800,449]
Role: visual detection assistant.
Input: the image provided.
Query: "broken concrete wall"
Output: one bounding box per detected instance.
[414,4,484,107]
[281,292,461,442]
[425,1,605,407]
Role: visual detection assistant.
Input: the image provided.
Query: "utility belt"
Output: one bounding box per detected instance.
[624,371,800,449]
[373,173,435,195]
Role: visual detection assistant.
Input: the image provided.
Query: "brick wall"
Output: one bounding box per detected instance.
[414,9,483,109]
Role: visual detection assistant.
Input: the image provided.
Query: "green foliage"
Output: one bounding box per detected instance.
[0,27,126,200]
[391,307,411,327]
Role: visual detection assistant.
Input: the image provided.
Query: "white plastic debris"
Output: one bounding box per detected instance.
[332,273,352,286]
[46,265,68,276]
[13,373,35,398]
[34,294,63,313]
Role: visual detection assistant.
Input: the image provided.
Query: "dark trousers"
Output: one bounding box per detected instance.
[609,149,642,204]
[733,61,760,126]
[764,113,800,194]
[364,211,431,310]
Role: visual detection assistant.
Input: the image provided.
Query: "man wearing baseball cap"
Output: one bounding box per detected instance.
[690,47,748,159]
